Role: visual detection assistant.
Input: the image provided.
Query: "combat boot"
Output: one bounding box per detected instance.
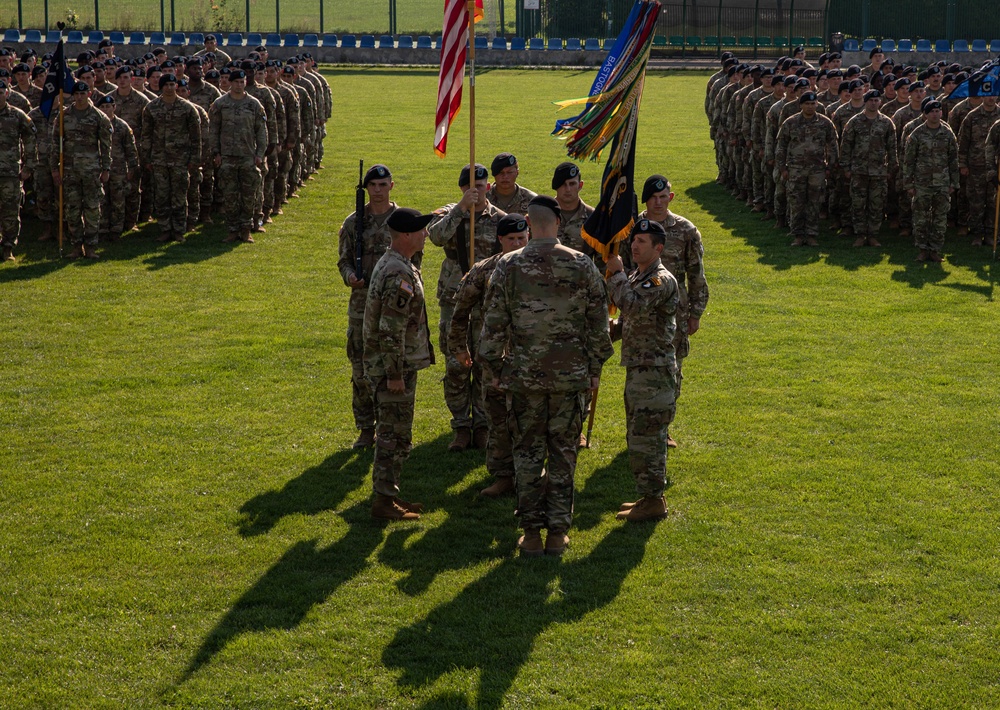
[448,427,472,452]
[371,494,420,521]
[899,227,911,237]
[67,244,85,259]
[790,237,805,247]
[223,231,240,243]
[866,236,882,247]
[199,208,213,225]
[578,432,588,449]
[929,251,944,263]
[241,226,254,243]
[472,427,489,449]
[915,249,928,262]
[804,237,819,247]
[517,529,544,557]
[852,236,867,248]
[775,215,788,229]
[544,530,569,556]
[155,229,173,243]
[2,245,14,262]
[616,496,668,522]
[666,435,678,448]
[619,499,640,511]
[83,244,99,259]
[38,223,53,242]
[480,476,515,498]
[352,427,376,449]
[396,498,425,513]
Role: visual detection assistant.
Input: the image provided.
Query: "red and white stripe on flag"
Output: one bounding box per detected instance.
[434,0,483,157]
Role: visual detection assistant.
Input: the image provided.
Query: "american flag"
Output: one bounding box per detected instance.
[434,0,483,157]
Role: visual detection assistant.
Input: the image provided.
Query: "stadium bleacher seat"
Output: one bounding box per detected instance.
[585,38,602,51]
[322,34,338,47]
[433,36,443,48]
[25,30,43,43]
[934,39,950,52]
[46,30,62,43]
[566,38,583,51]
[189,32,204,46]
[398,35,414,49]
[704,36,719,47]
[915,39,932,52]
[738,37,753,48]
[548,38,563,50]
[87,31,104,44]
[603,38,615,49]
[341,34,357,48]
[808,36,824,47]
[953,39,969,52]
[861,38,877,52]
[170,33,186,46]
[991,39,1000,53]
[721,36,737,47]
[150,32,166,46]
[756,36,772,47]
[652,35,667,47]
[266,33,282,47]
[67,31,84,44]
[246,33,262,47]
[791,36,806,47]
[971,39,987,52]
[669,35,683,47]
[226,33,243,46]
[843,39,859,52]
[510,37,526,50]
[881,39,895,52]
[3,29,19,43]
[528,38,544,50]
[491,37,506,50]
[128,32,146,45]
[378,35,394,49]
[303,34,319,47]
[471,36,485,50]
[284,34,300,47]
[773,35,787,48]
[360,35,376,48]
[897,39,912,52]
[416,35,432,49]
[109,31,125,44]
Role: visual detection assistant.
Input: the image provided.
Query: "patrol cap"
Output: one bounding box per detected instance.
[799,91,818,103]
[863,89,881,102]
[386,207,434,233]
[159,74,177,88]
[527,194,561,219]
[97,93,115,105]
[630,219,667,239]
[230,69,247,80]
[922,98,942,113]
[641,174,670,203]
[185,56,203,67]
[551,161,581,189]
[894,77,911,90]
[497,213,528,237]
[12,62,28,74]
[363,164,391,185]
[459,162,489,187]
[72,81,89,93]
[491,152,518,176]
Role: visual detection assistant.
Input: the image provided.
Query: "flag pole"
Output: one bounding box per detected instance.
[58,88,65,257]
[467,0,476,270]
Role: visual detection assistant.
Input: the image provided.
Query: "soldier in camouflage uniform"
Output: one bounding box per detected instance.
[253,63,285,228]
[51,82,112,259]
[447,213,529,498]
[96,94,138,242]
[902,99,959,262]
[765,76,797,227]
[338,164,401,449]
[986,120,1000,249]
[957,96,1000,246]
[480,195,612,557]
[11,63,40,107]
[264,60,299,216]
[892,81,927,237]
[744,68,775,212]
[209,69,267,243]
[242,61,278,233]
[485,152,537,214]
[948,92,980,236]
[301,55,331,172]
[27,103,55,241]
[185,58,222,224]
[175,79,210,231]
[363,208,436,521]
[281,65,313,199]
[289,59,318,185]
[109,66,149,232]
[606,219,679,522]
[775,92,839,247]
[840,90,898,247]
[552,161,596,258]
[141,74,201,243]
[0,80,35,262]
[829,80,868,234]
[194,35,232,66]
[429,163,507,451]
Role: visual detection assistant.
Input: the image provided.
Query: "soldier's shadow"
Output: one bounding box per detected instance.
[936,240,997,300]
[140,224,244,270]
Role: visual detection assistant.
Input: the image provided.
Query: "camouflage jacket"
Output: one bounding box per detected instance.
[186,80,222,116]
[607,259,678,368]
[947,98,976,134]
[429,201,506,301]
[191,102,210,164]
[268,79,300,146]
[986,120,1000,171]
[0,104,35,177]
[479,236,612,392]
[958,105,1000,170]
[18,83,42,107]
[7,90,30,113]
[27,106,53,171]
[208,93,267,160]
[778,97,828,127]
[764,98,790,162]
[49,102,112,173]
[111,87,150,140]
[751,92,781,156]
[705,69,726,117]
[840,111,898,176]
[831,101,865,136]
[902,122,960,192]
[557,200,595,255]
[900,116,925,150]
[140,96,201,167]
[284,79,314,134]
[739,85,766,144]
[775,112,839,173]
[246,83,278,149]
[363,247,434,378]
[109,115,139,173]
[485,183,537,215]
[447,251,504,359]
[892,103,923,145]
[880,97,905,118]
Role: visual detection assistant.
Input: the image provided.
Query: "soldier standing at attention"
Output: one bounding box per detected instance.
[185,57,222,225]
[447,213,530,498]
[903,99,959,263]
[840,89,897,247]
[479,195,613,557]
[194,34,232,67]
[264,59,299,217]
[606,220,679,522]
[209,69,267,244]
[429,163,506,452]
[485,152,537,214]
[0,79,35,262]
[110,65,150,233]
[28,102,55,242]
[957,96,1000,246]
[551,162,594,256]
[363,208,436,521]
[175,79,210,233]
[51,81,112,259]
[241,60,278,234]
[96,94,138,243]
[338,164,401,450]
[775,92,839,247]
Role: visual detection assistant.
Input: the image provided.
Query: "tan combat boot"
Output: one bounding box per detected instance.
[448,427,472,452]
[38,223,53,242]
[396,498,425,513]
[544,530,569,556]
[866,236,881,247]
[616,496,668,522]
[517,529,544,557]
[577,432,588,449]
[472,427,489,449]
[480,476,515,498]
[352,427,376,449]
[1,246,13,262]
[915,249,928,261]
[371,494,420,521]
[241,226,254,243]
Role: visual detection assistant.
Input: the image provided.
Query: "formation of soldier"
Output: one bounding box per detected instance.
[0,34,332,260]
[342,157,711,556]
[707,48,1000,262]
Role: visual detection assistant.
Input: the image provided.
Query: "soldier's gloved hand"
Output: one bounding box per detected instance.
[387,378,405,394]
[456,350,472,369]
[19,168,30,182]
[960,167,969,177]
[100,170,110,185]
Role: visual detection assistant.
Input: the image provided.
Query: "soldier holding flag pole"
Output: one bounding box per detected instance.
[37,34,76,257]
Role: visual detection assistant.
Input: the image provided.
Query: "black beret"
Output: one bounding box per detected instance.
[205,34,219,42]
[881,57,895,66]
[863,89,881,102]
[922,99,942,113]
[497,213,528,237]
[92,60,105,69]
[76,65,93,76]
[42,52,55,61]
[528,194,561,219]
[793,45,805,54]
[115,66,132,78]
[76,51,94,63]
[98,38,114,48]
[894,78,911,90]
[32,66,47,78]
[551,161,580,189]
[882,73,896,84]
[240,60,256,72]
[185,57,203,67]
[942,73,954,84]
[203,51,216,60]
[363,164,391,185]
[230,69,247,80]
[11,62,29,74]
[848,79,864,91]
[926,66,941,76]
[721,51,735,61]
[827,69,843,78]
[133,67,146,78]
[282,66,295,75]
[0,80,7,90]
[802,68,818,78]
[159,74,177,89]
[789,58,804,67]
[459,163,488,187]
[838,81,851,93]
[869,47,883,58]
[795,78,810,88]
[286,57,300,65]
[845,65,861,77]
[910,80,926,89]
[266,59,282,68]
[219,68,232,76]
[782,76,798,87]
[97,94,115,105]
[72,81,89,93]
[641,174,670,203]
[255,45,266,52]
[205,69,221,79]
[490,152,518,176]
[142,52,154,61]
[631,219,667,239]
[726,66,738,77]
[21,48,37,59]
[176,79,188,88]
[799,91,818,103]
[828,52,842,60]
[387,207,434,233]
[818,52,829,63]
[954,72,969,82]
[152,47,166,56]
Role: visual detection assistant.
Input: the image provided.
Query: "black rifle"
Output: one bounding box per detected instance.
[355,160,364,279]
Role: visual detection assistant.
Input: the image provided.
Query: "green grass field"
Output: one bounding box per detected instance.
[3,68,1000,707]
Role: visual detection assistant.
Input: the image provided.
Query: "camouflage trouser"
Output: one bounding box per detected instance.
[187,168,202,225]
[898,179,914,230]
[152,164,191,237]
[0,177,23,247]
[885,169,899,220]
[483,383,514,479]
[254,154,269,219]
[301,133,316,181]
[625,365,677,498]
[139,170,153,221]
[832,168,851,228]
[787,168,825,238]
[288,142,302,195]
[669,317,691,429]
[438,297,486,431]
[763,161,776,213]
[33,165,55,224]
[752,152,766,206]
[200,164,215,216]
[955,172,969,227]
[733,143,746,192]
[219,157,261,233]
[850,174,889,237]
[63,168,103,246]
[371,372,417,497]
[316,123,326,167]
[511,389,585,532]
[99,172,128,236]
[966,169,993,238]
[124,172,140,229]
[912,187,951,252]
[717,136,731,184]
[347,316,375,430]
[773,167,787,221]
[262,153,276,217]
[274,148,291,210]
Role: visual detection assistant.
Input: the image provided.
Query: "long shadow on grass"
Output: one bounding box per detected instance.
[382,519,655,709]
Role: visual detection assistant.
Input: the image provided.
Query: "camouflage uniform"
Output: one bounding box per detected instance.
[840,110,898,238]
[902,122,960,253]
[830,101,866,229]
[765,97,790,221]
[99,115,138,238]
[479,236,613,535]
[775,111,840,240]
[957,105,1000,240]
[293,74,319,178]
[751,89,781,210]
[187,80,222,219]
[448,252,513,481]
[109,88,149,229]
[50,101,112,248]
[362,247,434,498]
[558,199,597,264]
[6,90,31,114]
[27,106,55,227]
[208,93,267,235]
[267,78,299,212]
[186,102,210,228]
[245,82,278,223]
[485,184,537,214]
[428,201,506,432]
[140,96,201,238]
[283,77,313,197]
[892,102,924,230]
[986,121,1000,246]
[607,260,679,498]
[0,103,35,250]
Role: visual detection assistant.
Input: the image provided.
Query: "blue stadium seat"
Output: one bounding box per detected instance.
[226,33,244,46]
[510,37,526,50]
[528,38,544,50]
[397,35,414,49]
[109,31,125,44]
[603,37,616,49]
[170,33,186,46]
[246,33,262,47]
[843,39,859,52]
[474,36,488,50]
[341,34,357,48]
[953,39,969,52]
[46,30,62,43]
[3,29,19,43]
[971,39,987,52]
[266,33,281,47]
[189,32,204,45]
[897,39,912,52]
[303,34,319,47]
[566,38,582,51]
[991,40,1000,53]
[25,30,43,43]
[128,32,146,45]
[416,35,432,49]
[934,39,950,52]
[432,36,442,49]
[360,35,376,48]
[861,38,877,52]
[67,31,85,44]
[322,34,338,47]
[584,38,601,51]
[548,37,563,50]
[284,34,300,47]
[150,32,166,46]
[378,34,394,48]
[490,37,506,50]
[880,38,895,52]
[88,31,104,44]
[915,39,932,52]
